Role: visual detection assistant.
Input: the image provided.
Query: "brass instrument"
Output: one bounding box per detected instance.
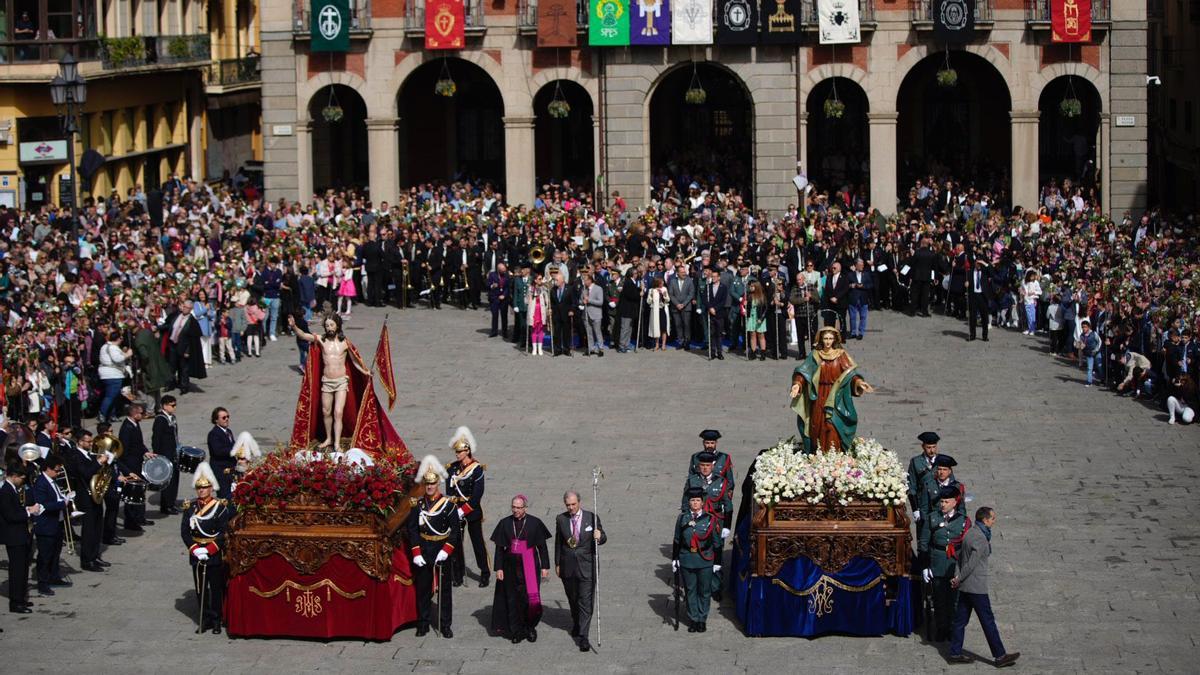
[529,245,546,267]
[89,433,123,505]
[19,443,41,462]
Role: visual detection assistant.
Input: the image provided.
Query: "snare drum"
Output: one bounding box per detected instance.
[178,446,205,473]
[142,456,173,490]
[121,479,148,505]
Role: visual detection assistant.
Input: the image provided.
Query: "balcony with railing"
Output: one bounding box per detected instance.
[516,0,590,34]
[1025,0,1111,29]
[205,55,262,93]
[800,0,876,30]
[293,0,373,36]
[911,0,994,28]
[98,34,211,71]
[405,1,487,36]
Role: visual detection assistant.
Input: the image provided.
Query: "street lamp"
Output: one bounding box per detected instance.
[49,53,88,258]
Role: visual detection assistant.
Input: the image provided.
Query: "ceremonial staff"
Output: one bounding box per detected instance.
[591,466,603,648]
[434,559,444,637]
[195,559,208,634]
[634,281,644,353]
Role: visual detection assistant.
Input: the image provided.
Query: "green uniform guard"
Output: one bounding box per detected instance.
[922,484,970,642]
[673,486,720,633]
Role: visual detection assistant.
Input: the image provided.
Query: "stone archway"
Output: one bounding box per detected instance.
[533,80,595,195]
[308,84,369,192]
[806,77,870,198]
[1038,75,1102,195]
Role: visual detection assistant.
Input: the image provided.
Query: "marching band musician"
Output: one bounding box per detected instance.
[672,486,720,633]
[446,427,489,588]
[152,395,181,515]
[31,453,71,596]
[180,462,230,635]
[117,402,153,531]
[63,429,109,572]
[407,455,470,638]
[682,451,734,602]
[3,461,39,613]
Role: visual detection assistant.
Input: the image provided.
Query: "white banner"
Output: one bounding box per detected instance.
[817,0,861,44]
[672,0,713,44]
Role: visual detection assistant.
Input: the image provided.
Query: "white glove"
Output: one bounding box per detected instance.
[457,507,466,519]
[66,491,77,501]
[922,568,933,583]
[608,301,616,308]
[671,560,679,573]
[412,555,427,567]
[713,564,722,573]
[721,528,730,540]
[192,548,208,560]
[912,510,921,522]
[435,550,449,564]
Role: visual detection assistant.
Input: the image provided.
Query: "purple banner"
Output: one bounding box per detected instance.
[629,0,671,45]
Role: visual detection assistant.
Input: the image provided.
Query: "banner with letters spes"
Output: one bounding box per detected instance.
[538,0,578,47]
[425,0,466,49]
[630,0,671,45]
[310,0,350,53]
[933,0,974,45]
[817,0,860,45]
[1051,0,1091,43]
[759,0,802,45]
[590,0,631,46]
[672,0,713,44]
[716,0,757,45]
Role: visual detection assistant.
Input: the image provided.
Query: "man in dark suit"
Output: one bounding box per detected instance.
[2,462,37,612]
[382,228,407,309]
[487,264,511,339]
[160,299,206,394]
[847,259,874,341]
[31,454,70,595]
[62,429,109,572]
[822,261,851,331]
[117,402,153,531]
[907,238,937,317]
[948,245,969,319]
[423,238,444,309]
[968,259,995,342]
[554,490,606,652]
[360,228,384,307]
[706,268,729,359]
[549,274,576,356]
[206,407,236,500]
[152,395,181,514]
[616,269,641,353]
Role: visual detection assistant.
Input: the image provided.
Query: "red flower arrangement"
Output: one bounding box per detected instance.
[232,452,416,515]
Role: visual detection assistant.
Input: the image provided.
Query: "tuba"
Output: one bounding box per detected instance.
[529,245,546,267]
[89,433,123,505]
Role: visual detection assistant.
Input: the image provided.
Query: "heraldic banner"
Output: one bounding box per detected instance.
[817,0,861,45]
[538,0,578,47]
[1051,0,1091,43]
[426,0,466,50]
[630,0,671,46]
[716,0,757,45]
[310,0,350,52]
[759,0,802,45]
[933,0,975,44]
[673,0,714,44]
[590,0,631,46]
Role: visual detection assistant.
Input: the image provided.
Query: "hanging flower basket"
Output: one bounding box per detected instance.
[685,87,707,105]
[936,68,958,88]
[824,99,845,119]
[434,78,457,97]
[321,105,344,123]
[548,99,571,119]
[1060,97,1082,119]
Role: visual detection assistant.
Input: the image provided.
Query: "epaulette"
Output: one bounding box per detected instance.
[444,462,454,470]
[182,500,192,510]
[219,499,229,507]
[409,496,419,507]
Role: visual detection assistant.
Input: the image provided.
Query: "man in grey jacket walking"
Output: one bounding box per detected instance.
[948,507,1020,667]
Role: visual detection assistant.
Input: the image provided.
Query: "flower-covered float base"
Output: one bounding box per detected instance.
[225,453,421,640]
[732,438,915,637]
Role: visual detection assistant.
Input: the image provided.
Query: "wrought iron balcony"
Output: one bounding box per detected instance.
[293,0,373,35]
[517,0,590,34]
[99,34,210,70]
[1025,0,1111,26]
[206,56,262,88]
[405,0,487,36]
[0,38,100,66]
[911,0,994,27]
[800,0,877,29]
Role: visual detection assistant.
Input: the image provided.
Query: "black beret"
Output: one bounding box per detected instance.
[937,485,961,501]
[933,455,957,468]
[696,451,717,463]
[685,486,706,499]
[699,429,722,441]
[917,431,940,444]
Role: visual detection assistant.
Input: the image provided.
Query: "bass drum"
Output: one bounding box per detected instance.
[142,456,173,490]
[178,446,205,473]
[121,479,148,505]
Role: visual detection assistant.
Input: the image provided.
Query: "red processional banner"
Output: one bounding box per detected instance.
[1051,0,1091,43]
[425,0,466,50]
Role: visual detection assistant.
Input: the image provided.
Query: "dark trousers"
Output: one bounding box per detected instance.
[552,314,572,354]
[169,346,191,391]
[191,559,225,628]
[214,464,234,501]
[513,311,527,346]
[452,517,489,583]
[910,280,931,316]
[5,543,29,608]
[969,293,990,340]
[490,306,509,337]
[562,574,596,638]
[365,269,383,306]
[931,576,958,641]
[950,591,1008,658]
[414,557,453,630]
[124,501,146,528]
[707,312,724,357]
[79,505,102,564]
[103,489,119,542]
[391,269,407,307]
[670,308,690,348]
[823,305,847,332]
[794,314,814,359]
[35,533,62,588]
[159,457,180,513]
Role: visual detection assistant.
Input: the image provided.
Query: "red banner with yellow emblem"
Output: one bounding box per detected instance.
[426,0,466,49]
[1051,0,1091,43]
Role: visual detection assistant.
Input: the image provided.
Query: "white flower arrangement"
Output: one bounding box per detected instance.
[752,437,906,508]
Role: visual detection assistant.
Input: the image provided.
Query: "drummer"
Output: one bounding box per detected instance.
[116,402,153,532]
[152,396,181,516]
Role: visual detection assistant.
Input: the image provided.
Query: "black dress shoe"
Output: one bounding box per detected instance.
[22,601,33,607]
[528,627,537,642]
[38,587,54,596]
[50,578,72,587]
[441,627,453,638]
[479,576,489,588]
[95,559,111,567]
[211,625,221,635]
[452,579,463,587]
[579,640,591,652]
[947,654,972,664]
[995,653,1020,667]
[698,622,707,632]
[82,562,104,572]
[9,606,32,614]
[103,537,126,545]
[687,623,697,633]
[415,625,429,637]
[511,635,523,644]
[142,520,156,526]
[124,524,143,532]
[716,353,724,360]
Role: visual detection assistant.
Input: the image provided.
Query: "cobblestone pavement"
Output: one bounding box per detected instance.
[3,305,1196,674]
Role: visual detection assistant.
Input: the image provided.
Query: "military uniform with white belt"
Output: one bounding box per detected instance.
[179,462,230,634]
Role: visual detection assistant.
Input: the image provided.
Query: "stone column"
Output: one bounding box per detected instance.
[1099,112,1111,211]
[867,112,898,213]
[1011,110,1040,212]
[366,118,400,205]
[296,122,313,202]
[503,115,536,207]
[188,83,204,180]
